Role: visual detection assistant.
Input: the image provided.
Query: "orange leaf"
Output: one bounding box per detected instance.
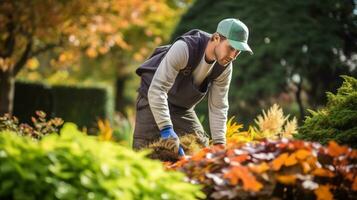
[350,149,357,159]
[312,168,335,178]
[276,175,297,185]
[306,156,318,168]
[224,166,263,192]
[345,173,354,181]
[272,153,289,171]
[353,176,357,191]
[295,149,311,160]
[284,153,298,167]
[191,148,210,161]
[230,154,249,163]
[300,161,312,174]
[314,185,333,200]
[327,141,348,157]
[249,162,270,174]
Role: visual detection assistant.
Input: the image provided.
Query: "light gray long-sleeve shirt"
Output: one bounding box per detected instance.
[147,40,232,144]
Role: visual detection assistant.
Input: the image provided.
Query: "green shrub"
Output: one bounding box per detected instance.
[296,76,357,148]
[0,123,204,200]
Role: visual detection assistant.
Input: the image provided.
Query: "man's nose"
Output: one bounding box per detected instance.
[229,50,240,60]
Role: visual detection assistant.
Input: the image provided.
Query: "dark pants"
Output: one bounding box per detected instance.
[132,94,208,150]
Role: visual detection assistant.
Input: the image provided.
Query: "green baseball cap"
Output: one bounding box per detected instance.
[216,18,253,54]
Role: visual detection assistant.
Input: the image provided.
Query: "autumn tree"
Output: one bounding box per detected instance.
[0,0,188,115]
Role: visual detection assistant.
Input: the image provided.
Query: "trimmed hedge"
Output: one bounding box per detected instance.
[14,81,114,129]
[0,123,204,200]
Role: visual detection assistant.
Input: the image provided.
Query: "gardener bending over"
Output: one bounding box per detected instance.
[133,18,253,156]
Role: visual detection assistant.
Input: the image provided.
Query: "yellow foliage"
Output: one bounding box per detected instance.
[98,119,113,141]
[25,58,39,70]
[226,104,298,144]
[226,116,243,138]
[282,117,298,138]
[254,104,287,135]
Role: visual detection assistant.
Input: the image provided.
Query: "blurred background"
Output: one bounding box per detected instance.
[0,0,356,138]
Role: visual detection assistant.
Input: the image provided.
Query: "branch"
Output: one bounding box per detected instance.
[0,20,15,58]
[30,42,61,57]
[13,39,32,76]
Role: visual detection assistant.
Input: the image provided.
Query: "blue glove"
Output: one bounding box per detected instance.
[160,126,178,139]
[160,126,185,156]
[178,146,185,157]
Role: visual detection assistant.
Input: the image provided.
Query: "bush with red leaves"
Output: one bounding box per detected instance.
[167,139,357,200]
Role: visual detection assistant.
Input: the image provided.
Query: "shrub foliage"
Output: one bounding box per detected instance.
[168,139,357,200]
[296,76,357,148]
[0,123,204,200]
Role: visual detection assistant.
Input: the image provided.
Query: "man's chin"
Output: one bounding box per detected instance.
[218,60,230,67]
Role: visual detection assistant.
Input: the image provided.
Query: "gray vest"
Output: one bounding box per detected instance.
[136,29,228,109]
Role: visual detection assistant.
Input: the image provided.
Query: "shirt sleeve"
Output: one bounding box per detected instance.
[208,63,233,144]
[147,40,189,130]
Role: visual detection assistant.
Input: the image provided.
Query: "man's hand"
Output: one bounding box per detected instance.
[160,126,185,156]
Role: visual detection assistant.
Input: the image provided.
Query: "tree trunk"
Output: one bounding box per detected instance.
[295,79,305,124]
[115,75,128,115]
[0,70,15,116]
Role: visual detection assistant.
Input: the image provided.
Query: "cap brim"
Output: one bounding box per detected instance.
[228,39,253,55]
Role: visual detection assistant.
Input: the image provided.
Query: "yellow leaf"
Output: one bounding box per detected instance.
[86,47,98,58]
[97,119,113,141]
[26,58,40,70]
[226,116,243,138]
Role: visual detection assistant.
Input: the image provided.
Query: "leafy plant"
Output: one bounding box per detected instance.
[97,118,113,141]
[97,112,135,147]
[0,123,204,200]
[296,76,357,148]
[226,104,297,143]
[148,134,205,162]
[0,111,63,139]
[167,139,357,200]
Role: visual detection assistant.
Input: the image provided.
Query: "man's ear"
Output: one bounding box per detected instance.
[212,33,220,42]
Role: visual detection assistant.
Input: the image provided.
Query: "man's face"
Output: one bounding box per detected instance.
[214,39,241,66]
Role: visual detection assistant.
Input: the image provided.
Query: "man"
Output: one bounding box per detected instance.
[133,18,253,156]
